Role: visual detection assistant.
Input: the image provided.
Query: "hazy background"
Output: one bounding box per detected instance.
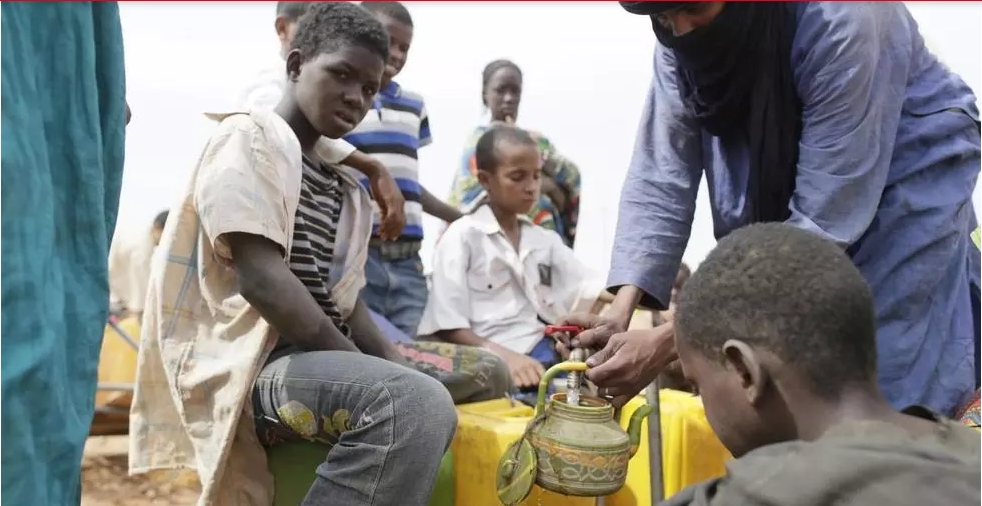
[116,1,982,273]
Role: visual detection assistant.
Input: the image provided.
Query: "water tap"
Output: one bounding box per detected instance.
[566,348,586,406]
[545,325,586,406]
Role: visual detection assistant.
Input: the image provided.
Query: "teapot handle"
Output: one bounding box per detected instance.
[534,361,589,417]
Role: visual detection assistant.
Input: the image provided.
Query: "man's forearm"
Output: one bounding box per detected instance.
[238,264,358,353]
[421,187,463,223]
[597,290,616,304]
[608,285,644,326]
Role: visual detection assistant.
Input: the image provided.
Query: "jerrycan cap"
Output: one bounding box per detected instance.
[495,438,537,505]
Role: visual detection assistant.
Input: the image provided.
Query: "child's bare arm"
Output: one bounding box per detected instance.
[227,232,359,353]
[436,328,485,347]
[438,328,543,389]
[420,186,463,223]
[341,150,385,180]
[341,151,406,240]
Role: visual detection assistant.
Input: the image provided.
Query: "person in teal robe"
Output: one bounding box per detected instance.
[1,3,127,503]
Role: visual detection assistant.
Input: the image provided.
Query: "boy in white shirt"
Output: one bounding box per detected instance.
[419,125,612,389]
[108,210,167,321]
[237,1,405,241]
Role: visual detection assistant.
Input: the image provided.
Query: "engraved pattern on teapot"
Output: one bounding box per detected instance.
[513,361,653,498]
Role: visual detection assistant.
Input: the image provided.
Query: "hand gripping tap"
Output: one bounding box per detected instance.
[545,325,586,406]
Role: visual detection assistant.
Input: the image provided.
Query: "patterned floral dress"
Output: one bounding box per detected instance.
[954,390,980,429]
[959,226,980,430]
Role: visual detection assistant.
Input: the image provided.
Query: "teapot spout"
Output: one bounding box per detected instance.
[625,404,654,458]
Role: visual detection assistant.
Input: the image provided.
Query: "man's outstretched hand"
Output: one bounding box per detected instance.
[554,313,678,408]
[584,323,677,407]
[553,312,629,358]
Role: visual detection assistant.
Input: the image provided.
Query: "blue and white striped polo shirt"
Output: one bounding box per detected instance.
[342,81,431,241]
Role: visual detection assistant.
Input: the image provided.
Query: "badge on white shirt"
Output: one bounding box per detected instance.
[538,263,553,287]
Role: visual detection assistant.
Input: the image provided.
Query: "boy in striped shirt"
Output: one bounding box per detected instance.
[346,2,462,336]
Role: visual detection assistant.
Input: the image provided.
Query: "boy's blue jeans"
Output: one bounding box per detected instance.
[361,247,427,337]
[528,337,563,370]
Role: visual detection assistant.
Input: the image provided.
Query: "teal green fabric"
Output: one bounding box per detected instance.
[1,3,126,504]
[266,442,456,506]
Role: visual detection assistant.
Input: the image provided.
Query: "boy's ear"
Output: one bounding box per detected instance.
[284,49,303,82]
[722,339,767,405]
[476,169,492,189]
[274,16,292,42]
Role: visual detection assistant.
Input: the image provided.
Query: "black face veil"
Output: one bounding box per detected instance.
[621,1,802,224]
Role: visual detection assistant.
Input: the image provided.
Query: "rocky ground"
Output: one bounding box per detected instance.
[81,437,200,506]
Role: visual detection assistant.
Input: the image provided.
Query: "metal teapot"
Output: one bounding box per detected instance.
[496,361,653,504]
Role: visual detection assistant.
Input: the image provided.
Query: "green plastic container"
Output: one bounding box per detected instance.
[266,441,455,506]
[431,448,455,506]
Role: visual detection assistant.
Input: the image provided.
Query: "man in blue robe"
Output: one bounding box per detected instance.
[564,2,980,417]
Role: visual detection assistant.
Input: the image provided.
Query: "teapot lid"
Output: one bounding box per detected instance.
[495,438,537,505]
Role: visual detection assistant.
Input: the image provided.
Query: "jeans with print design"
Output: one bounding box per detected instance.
[253,345,457,506]
[360,248,428,337]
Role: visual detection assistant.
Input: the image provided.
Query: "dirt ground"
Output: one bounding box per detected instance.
[81,437,200,506]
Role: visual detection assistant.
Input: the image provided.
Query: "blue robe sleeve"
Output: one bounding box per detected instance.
[787,3,908,246]
[607,47,703,310]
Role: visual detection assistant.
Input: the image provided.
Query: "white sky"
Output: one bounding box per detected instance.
[116,1,982,273]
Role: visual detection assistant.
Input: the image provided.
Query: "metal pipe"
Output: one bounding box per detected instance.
[97,382,135,392]
[107,318,140,350]
[646,380,664,504]
[566,348,586,405]
[93,406,130,414]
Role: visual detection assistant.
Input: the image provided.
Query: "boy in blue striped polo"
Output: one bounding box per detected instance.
[345,1,462,336]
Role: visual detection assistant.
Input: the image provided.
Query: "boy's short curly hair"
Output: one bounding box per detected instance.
[475,125,538,174]
[675,223,878,399]
[275,2,312,22]
[290,2,390,63]
[360,1,414,27]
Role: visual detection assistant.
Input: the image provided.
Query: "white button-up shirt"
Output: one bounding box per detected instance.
[108,227,156,312]
[419,204,606,354]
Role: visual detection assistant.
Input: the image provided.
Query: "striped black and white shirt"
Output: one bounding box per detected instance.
[287,155,351,340]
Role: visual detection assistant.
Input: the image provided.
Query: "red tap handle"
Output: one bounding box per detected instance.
[545,325,582,337]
